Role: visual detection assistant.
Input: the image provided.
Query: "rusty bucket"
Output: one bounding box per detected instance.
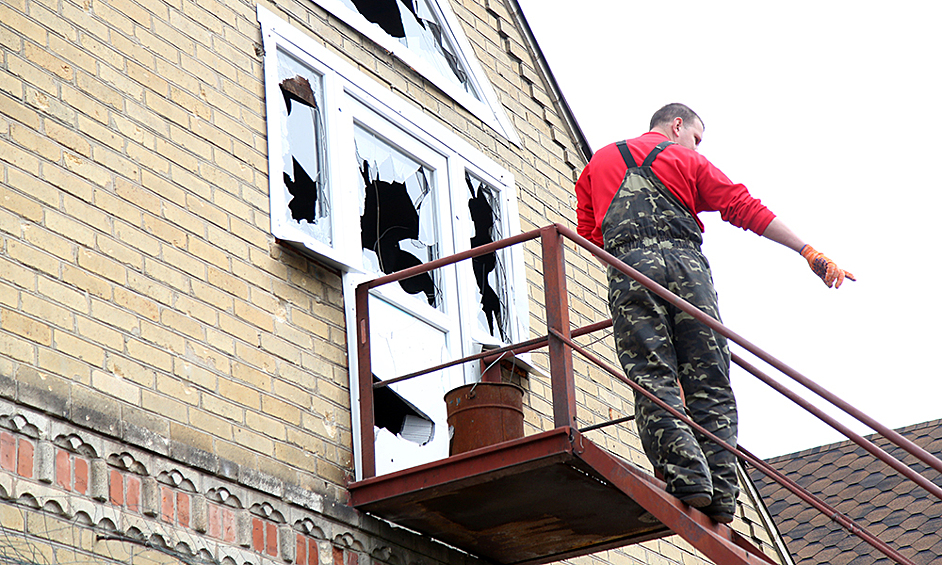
[445,382,524,456]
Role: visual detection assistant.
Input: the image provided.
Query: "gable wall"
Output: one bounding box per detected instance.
[0,0,782,563]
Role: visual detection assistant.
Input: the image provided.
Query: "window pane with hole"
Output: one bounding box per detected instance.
[466,172,510,343]
[355,124,442,309]
[337,0,476,97]
[276,51,330,245]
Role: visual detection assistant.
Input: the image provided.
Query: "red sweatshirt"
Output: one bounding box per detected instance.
[575,131,776,247]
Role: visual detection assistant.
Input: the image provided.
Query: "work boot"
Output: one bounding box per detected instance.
[678,492,712,508]
[701,494,736,524]
[637,490,711,524]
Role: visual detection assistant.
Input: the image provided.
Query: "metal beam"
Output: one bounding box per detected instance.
[574,433,778,565]
[540,225,576,429]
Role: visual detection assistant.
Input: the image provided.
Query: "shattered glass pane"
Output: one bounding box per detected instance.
[467,173,510,342]
[373,374,434,445]
[277,51,331,244]
[370,295,458,473]
[338,0,477,98]
[355,124,442,308]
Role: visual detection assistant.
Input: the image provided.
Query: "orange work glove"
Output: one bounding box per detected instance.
[800,245,856,288]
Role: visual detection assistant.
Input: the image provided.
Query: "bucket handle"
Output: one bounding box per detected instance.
[475,350,510,396]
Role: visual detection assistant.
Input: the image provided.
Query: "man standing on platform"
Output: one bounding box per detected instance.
[575,103,854,523]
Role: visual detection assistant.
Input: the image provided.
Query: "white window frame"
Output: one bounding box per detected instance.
[259,6,528,479]
[449,160,527,380]
[308,0,519,145]
[343,96,461,329]
[263,30,361,271]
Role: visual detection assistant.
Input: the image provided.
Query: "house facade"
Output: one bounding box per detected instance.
[0,0,785,563]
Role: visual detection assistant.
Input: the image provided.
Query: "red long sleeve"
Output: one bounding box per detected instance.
[575,132,775,247]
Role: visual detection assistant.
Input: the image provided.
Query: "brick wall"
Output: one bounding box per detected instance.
[0,0,358,495]
[1,0,625,491]
[0,399,472,565]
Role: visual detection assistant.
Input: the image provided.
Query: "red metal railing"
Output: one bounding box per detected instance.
[355,223,940,565]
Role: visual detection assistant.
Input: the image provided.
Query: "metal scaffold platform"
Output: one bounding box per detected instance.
[349,224,941,565]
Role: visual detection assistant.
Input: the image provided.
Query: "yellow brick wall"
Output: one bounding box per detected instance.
[1,0,355,497]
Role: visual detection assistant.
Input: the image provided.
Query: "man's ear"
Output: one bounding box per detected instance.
[668,117,683,139]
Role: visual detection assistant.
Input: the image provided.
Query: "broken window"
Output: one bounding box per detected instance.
[355,124,442,308]
[466,173,510,342]
[259,10,528,479]
[277,52,330,245]
[373,374,434,445]
[369,295,459,474]
[338,0,476,98]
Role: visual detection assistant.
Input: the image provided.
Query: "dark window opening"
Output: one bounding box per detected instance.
[467,173,509,341]
[356,130,441,308]
[350,0,422,38]
[284,157,318,222]
[279,73,330,242]
[340,0,475,97]
[373,375,435,445]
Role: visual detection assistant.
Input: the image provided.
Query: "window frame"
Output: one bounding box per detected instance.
[343,96,461,330]
[258,6,528,479]
[306,0,519,145]
[262,32,361,272]
[449,160,527,375]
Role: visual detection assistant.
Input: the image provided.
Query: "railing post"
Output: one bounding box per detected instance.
[356,283,376,479]
[541,225,576,429]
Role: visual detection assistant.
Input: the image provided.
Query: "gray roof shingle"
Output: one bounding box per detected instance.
[750,418,942,565]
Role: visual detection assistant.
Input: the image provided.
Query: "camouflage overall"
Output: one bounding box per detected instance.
[602,140,738,515]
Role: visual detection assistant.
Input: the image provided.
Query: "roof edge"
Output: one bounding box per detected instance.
[764,417,942,464]
[737,462,796,565]
[504,0,593,162]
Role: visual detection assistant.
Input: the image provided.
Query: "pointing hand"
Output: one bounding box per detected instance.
[800,245,856,289]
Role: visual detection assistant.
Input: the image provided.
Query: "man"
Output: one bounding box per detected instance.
[575,103,853,523]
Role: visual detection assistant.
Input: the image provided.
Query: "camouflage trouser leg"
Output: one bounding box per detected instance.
[608,243,739,512]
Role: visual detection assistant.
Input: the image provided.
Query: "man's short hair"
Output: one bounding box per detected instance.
[649,103,703,131]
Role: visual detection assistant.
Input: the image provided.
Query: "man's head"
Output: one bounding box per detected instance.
[649,103,704,151]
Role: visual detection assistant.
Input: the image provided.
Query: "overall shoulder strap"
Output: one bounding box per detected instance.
[642,140,675,167]
[615,140,638,168]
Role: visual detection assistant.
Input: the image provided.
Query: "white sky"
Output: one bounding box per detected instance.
[517,0,942,458]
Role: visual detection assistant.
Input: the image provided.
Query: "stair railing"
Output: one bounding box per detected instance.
[355,223,941,565]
